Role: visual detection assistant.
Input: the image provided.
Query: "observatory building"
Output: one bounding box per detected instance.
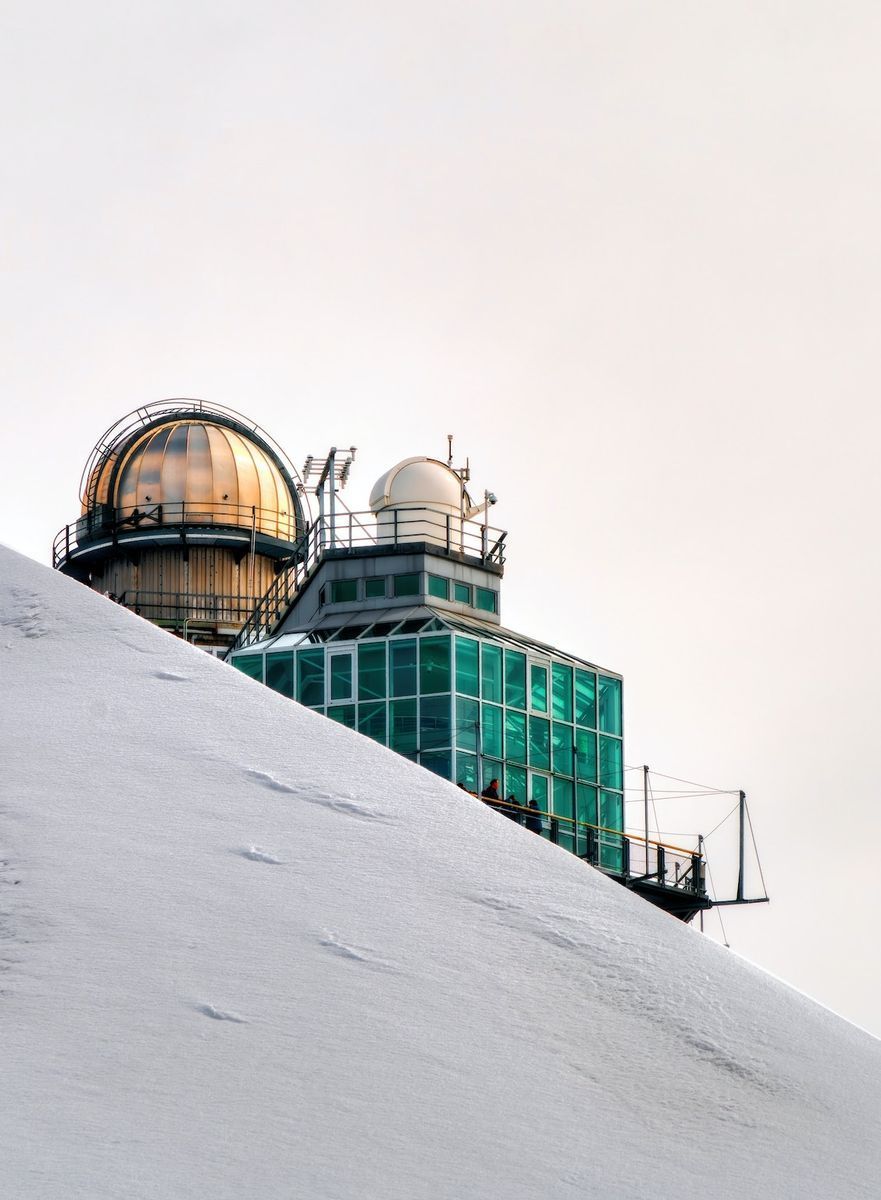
[53,401,306,651]
[226,446,710,917]
[56,406,758,922]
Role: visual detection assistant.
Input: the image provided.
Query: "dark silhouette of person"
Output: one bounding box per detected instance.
[481,778,502,812]
[525,797,544,835]
[503,793,522,823]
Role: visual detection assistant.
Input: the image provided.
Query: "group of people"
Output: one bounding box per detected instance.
[476,777,544,835]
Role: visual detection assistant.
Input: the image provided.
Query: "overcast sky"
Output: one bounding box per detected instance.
[2,1,879,1036]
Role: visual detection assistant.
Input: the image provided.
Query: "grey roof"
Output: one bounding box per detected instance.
[246,605,619,678]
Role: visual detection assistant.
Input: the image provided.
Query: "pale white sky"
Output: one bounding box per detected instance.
[2,2,879,1035]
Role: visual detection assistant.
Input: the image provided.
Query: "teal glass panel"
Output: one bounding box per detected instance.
[505,764,527,812]
[358,642,386,701]
[453,581,471,604]
[598,675,622,735]
[481,643,503,703]
[328,704,356,729]
[428,574,449,600]
[394,573,420,597]
[297,648,325,706]
[575,728,597,782]
[330,579,357,603]
[390,639,417,697]
[599,735,623,789]
[600,790,624,870]
[552,721,574,776]
[456,751,479,791]
[551,662,573,722]
[390,698,417,757]
[475,587,497,613]
[529,716,550,770]
[504,710,527,764]
[575,669,597,728]
[530,663,548,713]
[553,778,575,851]
[482,703,503,759]
[504,650,527,710]
[329,653,353,701]
[233,654,264,682]
[600,841,623,872]
[530,773,550,837]
[358,701,386,744]
[455,696,479,752]
[421,750,452,780]
[576,783,598,828]
[420,694,451,749]
[455,636,479,697]
[600,789,624,833]
[265,652,294,697]
[365,577,386,598]
[420,636,451,694]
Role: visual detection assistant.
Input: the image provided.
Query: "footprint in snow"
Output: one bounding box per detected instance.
[245,769,297,795]
[318,933,397,972]
[236,846,283,865]
[196,1004,247,1023]
[245,769,392,821]
[154,670,189,682]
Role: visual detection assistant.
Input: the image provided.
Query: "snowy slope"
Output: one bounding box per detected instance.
[1,545,879,1200]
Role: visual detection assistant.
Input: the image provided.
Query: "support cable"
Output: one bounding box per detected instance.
[625,765,739,795]
[703,847,730,948]
[745,800,770,900]
[700,799,741,842]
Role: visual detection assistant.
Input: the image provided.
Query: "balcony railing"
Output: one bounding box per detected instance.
[478,794,708,904]
[233,507,507,650]
[102,591,265,629]
[52,500,301,570]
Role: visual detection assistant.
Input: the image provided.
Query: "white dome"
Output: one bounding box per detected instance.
[369,457,466,513]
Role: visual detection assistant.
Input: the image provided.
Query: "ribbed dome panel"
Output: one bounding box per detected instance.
[97,420,297,540]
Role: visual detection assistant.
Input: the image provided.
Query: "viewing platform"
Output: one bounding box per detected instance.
[476,792,710,923]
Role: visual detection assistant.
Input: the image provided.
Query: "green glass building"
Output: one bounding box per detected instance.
[230,455,625,871]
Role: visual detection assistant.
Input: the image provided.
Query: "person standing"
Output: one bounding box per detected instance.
[525,796,544,835]
[481,778,502,812]
[503,793,522,823]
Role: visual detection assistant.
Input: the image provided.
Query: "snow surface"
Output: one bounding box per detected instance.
[1,544,879,1200]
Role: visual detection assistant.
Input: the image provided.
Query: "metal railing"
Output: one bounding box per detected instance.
[233,507,508,651]
[478,794,706,897]
[104,591,266,628]
[53,500,302,569]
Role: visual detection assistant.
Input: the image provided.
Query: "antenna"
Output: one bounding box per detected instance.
[447,433,454,466]
[301,446,357,550]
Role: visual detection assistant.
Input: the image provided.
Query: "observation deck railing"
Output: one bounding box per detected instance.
[477,793,707,903]
[101,591,266,629]
[232,507,507,650]
[52,500,301,569]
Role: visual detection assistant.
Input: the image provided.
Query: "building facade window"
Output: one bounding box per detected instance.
[427,574,449,600]
[475,586,497,613]
[266,652,294,697]
[232,631,624,864]
[328,652,353,702]
[394,573,420,597]
[330,579,357,603]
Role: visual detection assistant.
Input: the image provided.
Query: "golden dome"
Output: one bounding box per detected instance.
[87,418,299,541]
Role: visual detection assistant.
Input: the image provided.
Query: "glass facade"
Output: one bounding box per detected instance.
[233,626,625,867]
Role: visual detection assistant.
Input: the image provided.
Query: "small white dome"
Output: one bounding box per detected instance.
[369,457,465,513]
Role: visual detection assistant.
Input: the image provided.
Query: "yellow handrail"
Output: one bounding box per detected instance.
[469,791,701,860]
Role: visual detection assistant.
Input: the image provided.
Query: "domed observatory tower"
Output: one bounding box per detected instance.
[53,400,306,651]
